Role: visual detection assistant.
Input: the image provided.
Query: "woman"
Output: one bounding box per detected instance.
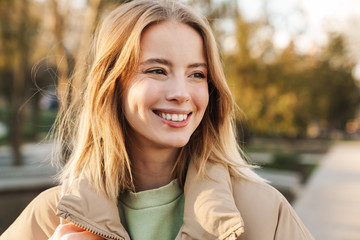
[1,0,314,239]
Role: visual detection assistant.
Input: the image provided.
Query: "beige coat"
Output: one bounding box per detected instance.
[1,162,314,240]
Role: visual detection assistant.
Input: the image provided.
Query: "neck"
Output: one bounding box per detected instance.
[129,145,180,192]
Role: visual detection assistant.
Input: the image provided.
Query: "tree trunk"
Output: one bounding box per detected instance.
[10,0,29,166]
[50,0,70,108]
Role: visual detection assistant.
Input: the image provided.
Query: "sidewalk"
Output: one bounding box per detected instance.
[294,141,360,240]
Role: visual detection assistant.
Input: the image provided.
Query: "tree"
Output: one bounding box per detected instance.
[0,0,31,165]
[306,34,360,133]
[223,14,360,138]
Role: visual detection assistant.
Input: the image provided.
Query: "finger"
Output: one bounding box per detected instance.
[62,223,86,232]
[66,231,104,240]
[60,217,68,225]
[53,223,85,236]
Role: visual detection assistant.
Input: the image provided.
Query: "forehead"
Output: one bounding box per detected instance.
[139,21,206,63]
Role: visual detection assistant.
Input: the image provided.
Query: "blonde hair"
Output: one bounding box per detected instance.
[56,0,261,201]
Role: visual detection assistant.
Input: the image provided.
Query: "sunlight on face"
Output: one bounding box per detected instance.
[123,21,209,150]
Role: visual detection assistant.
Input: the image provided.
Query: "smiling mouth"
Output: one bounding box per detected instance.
[153,111,191,122]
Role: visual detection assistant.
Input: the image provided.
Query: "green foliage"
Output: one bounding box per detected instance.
[245,138,332,154]
[0,107,58,145]
[23,109,58,140]
[270,152,301,169]
[264,152,317,183]
[225,15,360,138]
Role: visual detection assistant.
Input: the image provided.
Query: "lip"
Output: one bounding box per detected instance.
[153,108,192,114]
[152,109,192,128]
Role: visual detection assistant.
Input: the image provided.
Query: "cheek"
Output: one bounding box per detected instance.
[123,81,159,116]
[123,85,142,123]
[193,83,209,113]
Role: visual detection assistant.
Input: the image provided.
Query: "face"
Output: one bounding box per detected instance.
[122,21,209,150]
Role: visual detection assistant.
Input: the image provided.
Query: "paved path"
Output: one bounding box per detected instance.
[294,141,360,240]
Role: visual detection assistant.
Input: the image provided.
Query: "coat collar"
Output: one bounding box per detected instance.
[57,162,244,240]
[178,161,244,239]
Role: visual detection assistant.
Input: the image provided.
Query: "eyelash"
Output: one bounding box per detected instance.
[145,68,206,79]
[146,69,166,75]
[191,72,206,79]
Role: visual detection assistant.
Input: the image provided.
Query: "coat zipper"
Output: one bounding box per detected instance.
[60,212,126,240]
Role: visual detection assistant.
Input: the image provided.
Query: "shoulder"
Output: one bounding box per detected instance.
[32,186,62,208]
[1,186,61,240]
[231,178,284,227]
[231,178,314,240]
[232,177,285,208]
[24,186,62,221]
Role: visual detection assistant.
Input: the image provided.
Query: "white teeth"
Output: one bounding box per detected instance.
[172,114,178,121]
[159,112,189,121]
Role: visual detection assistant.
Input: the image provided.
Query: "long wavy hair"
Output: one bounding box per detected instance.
[56,0,261,201]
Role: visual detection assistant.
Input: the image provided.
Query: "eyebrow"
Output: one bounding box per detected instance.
[140,58,172,67]
[188,63,208,69]
[140,58,207,69]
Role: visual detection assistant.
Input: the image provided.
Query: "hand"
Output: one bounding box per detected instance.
[49,223,104,240]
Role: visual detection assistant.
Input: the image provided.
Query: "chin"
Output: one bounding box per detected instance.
[162,138,190,148]
[165,142,188,148]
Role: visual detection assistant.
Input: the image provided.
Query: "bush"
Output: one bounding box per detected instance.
[263,152,317,183]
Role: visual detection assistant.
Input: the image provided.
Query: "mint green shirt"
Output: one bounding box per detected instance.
[118,180,184,240]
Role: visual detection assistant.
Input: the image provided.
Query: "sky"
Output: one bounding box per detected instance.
[238,0,360,51]
[237,0,360,79]
[70,0,360,52]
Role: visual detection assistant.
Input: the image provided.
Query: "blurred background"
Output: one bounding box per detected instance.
[0,0,359,239]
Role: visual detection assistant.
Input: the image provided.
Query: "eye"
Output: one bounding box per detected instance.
[191,72,206,79]
[146,68,166,75]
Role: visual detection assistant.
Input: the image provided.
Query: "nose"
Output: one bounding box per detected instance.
[165,75,190,103]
